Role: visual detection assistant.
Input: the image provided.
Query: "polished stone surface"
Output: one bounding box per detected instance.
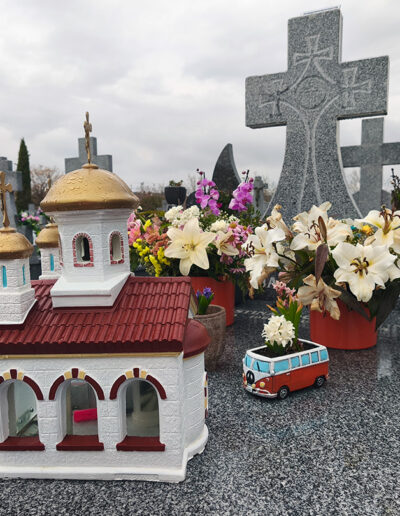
[246,8,389,222]
[342,118,400,214]
[211,143,241,193]
[0,296,399,515]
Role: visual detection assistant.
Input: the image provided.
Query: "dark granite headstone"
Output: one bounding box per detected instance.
[65,136,113,173]
[246,8,389,222]
[341,118,400,214]
[212,144,241,193]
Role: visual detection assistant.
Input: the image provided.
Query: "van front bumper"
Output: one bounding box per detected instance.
[244,383,277,399]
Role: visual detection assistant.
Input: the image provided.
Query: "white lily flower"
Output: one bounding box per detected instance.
[297,274,341,320]
[332,242,399,302]
[291,203,352,251]
[164,218,216,276]
[214,231,239,256]
[358,208,400,252]
[266,204,292,238]
[243,226,285,289]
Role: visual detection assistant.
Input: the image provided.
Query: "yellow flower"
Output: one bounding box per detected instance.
[144,220,152,231]
[361,225,373,235]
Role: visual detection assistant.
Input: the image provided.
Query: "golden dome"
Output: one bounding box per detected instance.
[40,163,139,212]
[0,227,34,259]
[36,223,59,249]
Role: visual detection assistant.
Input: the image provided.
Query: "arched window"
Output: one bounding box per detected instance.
[1,266,7,288]
[49,371,104,451]
[50,253,55,272]
[116,379,165,451]
[0,375,44,451]
[72,233,94,268]
[22,265,26,285]
[109,232,124,264]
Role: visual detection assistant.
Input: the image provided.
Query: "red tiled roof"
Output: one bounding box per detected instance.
[0,276,209,356]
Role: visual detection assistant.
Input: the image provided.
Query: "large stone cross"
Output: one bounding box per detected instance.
[65,136,113,174]
[341,118,400,214]
[246,8,389,222]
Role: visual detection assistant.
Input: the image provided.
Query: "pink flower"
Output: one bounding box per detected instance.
[229,171,254,212]
[195,170,221,215]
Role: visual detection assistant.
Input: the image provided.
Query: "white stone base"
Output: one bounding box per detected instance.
[50,272,130,307]
[0,425,208,483]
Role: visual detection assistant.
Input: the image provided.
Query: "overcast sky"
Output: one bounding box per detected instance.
[0,0,399,192]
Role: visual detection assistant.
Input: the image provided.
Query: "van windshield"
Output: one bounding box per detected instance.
[253,360,270,374]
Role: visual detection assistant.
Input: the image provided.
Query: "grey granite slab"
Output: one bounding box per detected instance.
[342,118,400,214]
[65,136,113,173]
[1,293,400,515]
[246,8,389,223]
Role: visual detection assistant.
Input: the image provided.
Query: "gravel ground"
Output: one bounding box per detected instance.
[1,298,400,516]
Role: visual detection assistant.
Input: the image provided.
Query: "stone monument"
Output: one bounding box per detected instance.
[246,8,389,222]
[0,157,22,230]
[252,176,269,214]
[65,136,112,173]
[341,118,400,214]
[211,144,241,193]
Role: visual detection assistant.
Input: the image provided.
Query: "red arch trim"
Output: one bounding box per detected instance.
[0,373,44,401]
[49,372,105,401]
[109,372,167,400]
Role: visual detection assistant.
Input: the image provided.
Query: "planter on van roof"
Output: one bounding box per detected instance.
[242,340,329,400]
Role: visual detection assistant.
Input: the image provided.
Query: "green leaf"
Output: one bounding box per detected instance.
[370,280,400,329]
[334,285,371,321]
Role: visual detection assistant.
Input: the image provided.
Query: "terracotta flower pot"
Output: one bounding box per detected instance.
[190,277,235,326]
[310,299,377,350]
[194,305,226,371]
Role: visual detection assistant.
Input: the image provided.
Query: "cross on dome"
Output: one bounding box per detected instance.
[0,171,13,228]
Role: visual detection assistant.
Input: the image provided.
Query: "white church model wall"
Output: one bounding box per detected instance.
[0,256,35,324]
[0,353,208,482]
[39,248,61,280]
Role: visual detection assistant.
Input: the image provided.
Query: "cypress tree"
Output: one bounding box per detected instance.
[16,138,31,211]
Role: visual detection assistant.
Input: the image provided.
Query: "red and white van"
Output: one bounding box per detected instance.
[242,340,329,400]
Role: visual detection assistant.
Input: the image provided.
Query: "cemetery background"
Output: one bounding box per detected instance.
[1,1,400,514]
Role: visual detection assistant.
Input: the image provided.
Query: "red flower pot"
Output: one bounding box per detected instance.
[190,277,235,326]
[309,299,377,350]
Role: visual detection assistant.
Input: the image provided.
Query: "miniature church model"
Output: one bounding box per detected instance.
[0,115,209,482]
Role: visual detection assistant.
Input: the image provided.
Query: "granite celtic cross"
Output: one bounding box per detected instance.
[246,8,389,222]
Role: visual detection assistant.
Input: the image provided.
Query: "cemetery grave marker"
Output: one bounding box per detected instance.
[341,117,400,214]
[246,8,389,222]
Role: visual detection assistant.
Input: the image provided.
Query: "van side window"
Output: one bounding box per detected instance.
[254,360,269,373]
[275,359,289,373]
[291,356,300,368]
[301,354,310,366]
[245,355,252,368]
[311,351,319,363]
[320,349,328,361]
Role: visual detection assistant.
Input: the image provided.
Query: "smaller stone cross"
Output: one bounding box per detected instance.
[65,132,113,174]
[252,176,269,214]
[0,171,13,228]
[341,118,400,214]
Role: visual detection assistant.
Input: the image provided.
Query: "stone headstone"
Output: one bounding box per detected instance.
[0,157,22,230]
[341,118,400,214]
[212,144,241,193]
[246,8,389,223]
[65,136,113,173]
[252,176,269,214]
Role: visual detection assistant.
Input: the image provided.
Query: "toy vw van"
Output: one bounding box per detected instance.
[242,340,329,400]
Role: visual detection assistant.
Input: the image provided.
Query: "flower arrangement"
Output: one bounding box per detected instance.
[391,168,400,211]
[244,202,400,329]
[196,287,214,315]
[17,209,42,236]
[261,282,303,356]
[129,170,261,293]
